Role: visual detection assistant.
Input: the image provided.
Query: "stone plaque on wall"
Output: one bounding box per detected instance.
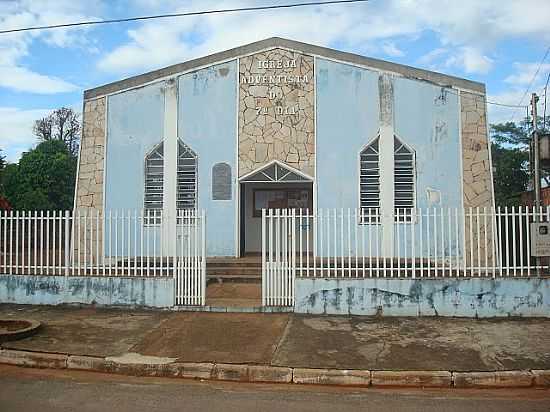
[212,162,232,200]
[238,48,315,177]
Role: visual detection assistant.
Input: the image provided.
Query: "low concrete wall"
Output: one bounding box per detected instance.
[295,277,550,317]
[0,275,174,308]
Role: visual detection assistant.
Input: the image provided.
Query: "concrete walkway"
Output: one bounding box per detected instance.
[1,304,550,372]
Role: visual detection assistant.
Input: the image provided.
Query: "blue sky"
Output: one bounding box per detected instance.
[1,0,549,162]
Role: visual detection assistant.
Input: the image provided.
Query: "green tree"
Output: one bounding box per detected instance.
[489,116,550,206]
[490,143,529,206]
[3,140,77,210]
[33,107,80,157]
[0,148,5,187]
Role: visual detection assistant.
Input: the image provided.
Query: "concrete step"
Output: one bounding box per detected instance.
[206,274,261,284]
[205,283,261,308]
[207,267,261,275]
[206,257,261,268]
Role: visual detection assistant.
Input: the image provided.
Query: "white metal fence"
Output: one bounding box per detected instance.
[262,207,550,306]
[0,209,206,306]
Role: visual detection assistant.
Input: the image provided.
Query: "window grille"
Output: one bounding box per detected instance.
[394,136,415,222]
[359,137,380,222]
[177,141,197,210]
[144,142,164,216]
[359,136,416,223]
[144,140,197,224]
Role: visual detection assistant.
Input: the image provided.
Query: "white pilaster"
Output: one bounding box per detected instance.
[163,78,178,255]
[378,74,395,256]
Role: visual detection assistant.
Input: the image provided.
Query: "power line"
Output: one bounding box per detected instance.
[486,100,527,109]
[0,0,370,34]
[441,87,527,109]
[544,72,550,129]
[508,44,550,122]
[0,0,528,111]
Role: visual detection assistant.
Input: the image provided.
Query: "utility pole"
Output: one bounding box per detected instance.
[532,92,541,211]
[531,92,541,274]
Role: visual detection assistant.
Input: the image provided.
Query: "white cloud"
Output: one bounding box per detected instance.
[418,46,493,75]
[487,59,550,126]
[0,107,51,162]
[0,66,78,94]
[446,47,494,75]
[417,48,447,66]
[486,89,528,126]
[0,0,103,94]
[98,0,550,76]
[505,63,550,87]
[381,42,405,58]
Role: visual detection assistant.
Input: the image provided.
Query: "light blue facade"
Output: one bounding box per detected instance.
[99,50,472,259]
[178,62,237,256]
[295,278,550,318]
[315,59,464,258]
[316,58,380,210]
[0,274,174,308]
[104,83,165,256]
[392,77,463,258]
[105,82,165,211]
[393,77,462,211]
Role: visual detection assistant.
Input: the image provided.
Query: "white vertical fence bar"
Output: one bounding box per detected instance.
[259,206,550,306]
[4,207,550,307]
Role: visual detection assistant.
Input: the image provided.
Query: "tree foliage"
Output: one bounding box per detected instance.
[490,116,550,206]
[0,148,5,195]
[490,143,529,206]
[33,107,80,157]
[3,140,76,210]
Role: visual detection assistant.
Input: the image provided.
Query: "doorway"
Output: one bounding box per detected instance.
[238,161,314,256]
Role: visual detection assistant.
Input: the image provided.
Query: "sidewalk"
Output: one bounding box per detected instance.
[1,303,550,373]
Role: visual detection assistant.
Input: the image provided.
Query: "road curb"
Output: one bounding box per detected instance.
[0,349,67,369]
[0,348,547,388]
[292,368,371,386]
[452,371,534,388]
[372,370,452,388]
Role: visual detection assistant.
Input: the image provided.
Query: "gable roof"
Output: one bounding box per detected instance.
[84,37,485,100]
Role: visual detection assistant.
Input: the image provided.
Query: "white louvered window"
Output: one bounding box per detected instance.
[144,142,164,221]
[394,136,415,222]
[177,141,197,210]
[359,135,416,224]
[144,140,197,224]
[359,137,380,223]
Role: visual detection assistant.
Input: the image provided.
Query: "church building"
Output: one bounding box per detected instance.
[75,37,494,258]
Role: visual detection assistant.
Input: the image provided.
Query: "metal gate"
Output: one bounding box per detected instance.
[175,210,206,306]
[261,209,297,306]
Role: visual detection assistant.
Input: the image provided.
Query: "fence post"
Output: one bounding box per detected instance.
[64,210,70,276]
[261,208,266,307]
[201,210,206,306]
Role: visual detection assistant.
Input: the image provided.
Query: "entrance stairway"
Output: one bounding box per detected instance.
[205,256,262,308]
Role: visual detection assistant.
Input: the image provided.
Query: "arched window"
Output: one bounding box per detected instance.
[144,142,164,212]
[394,136,415,221]
[359,135,416,223]
[359,137,380,222]
[144,140,197,222]
[176,141,197,210]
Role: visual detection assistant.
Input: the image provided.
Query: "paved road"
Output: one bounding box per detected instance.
[1,365,549,412]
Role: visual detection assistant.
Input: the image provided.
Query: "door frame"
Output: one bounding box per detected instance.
[237,160,315,257]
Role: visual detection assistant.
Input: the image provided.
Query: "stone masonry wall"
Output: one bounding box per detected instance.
[75,97,106,265]
[461,92,493,209]
[76,97,106,211]
[461,92,495,269]
[238,48,315,177]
